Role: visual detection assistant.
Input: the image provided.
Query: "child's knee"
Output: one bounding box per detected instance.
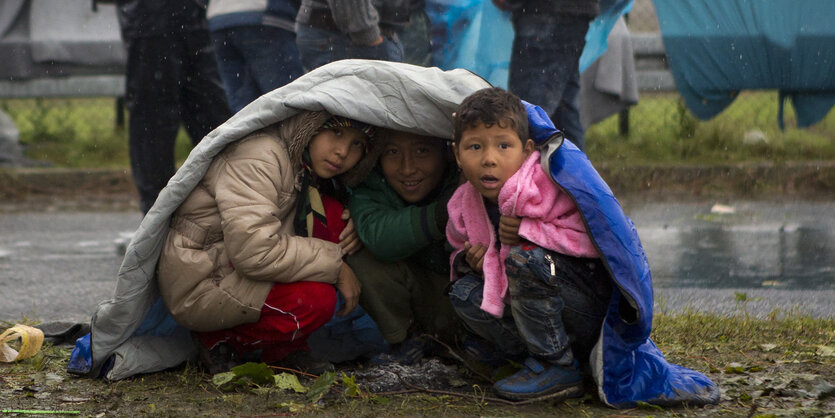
[448,275,482,304]
[504,243,542,270]
[295,282,338,326]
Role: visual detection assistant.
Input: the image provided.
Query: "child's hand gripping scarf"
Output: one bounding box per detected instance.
[446,151,598,317]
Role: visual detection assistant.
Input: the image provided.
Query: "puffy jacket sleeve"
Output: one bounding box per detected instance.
[214,143,343,284]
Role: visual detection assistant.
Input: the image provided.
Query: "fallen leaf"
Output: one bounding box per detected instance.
[275,372,307,393]
[60,396,90,402]
[277,401,309,413]
[725,362,746,374]
[341,372,361,397]
[212,371,235,389]
[306,371,335,402]
[816,345,835,357]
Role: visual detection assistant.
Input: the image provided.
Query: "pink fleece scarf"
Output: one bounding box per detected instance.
[446,151,598,317]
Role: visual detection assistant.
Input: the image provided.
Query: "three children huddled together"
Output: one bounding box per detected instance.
[157,87,611,402]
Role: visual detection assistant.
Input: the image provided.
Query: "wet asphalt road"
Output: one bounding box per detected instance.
[0,199,833,324]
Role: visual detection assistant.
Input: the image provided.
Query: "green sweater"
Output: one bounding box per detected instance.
[349,168,458,274]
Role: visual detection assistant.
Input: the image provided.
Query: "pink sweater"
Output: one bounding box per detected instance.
[446,151,598,317]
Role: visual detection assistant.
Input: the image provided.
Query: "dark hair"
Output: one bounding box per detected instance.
[453,87,528,144]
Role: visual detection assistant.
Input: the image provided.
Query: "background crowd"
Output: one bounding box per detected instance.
[106,0,602,214]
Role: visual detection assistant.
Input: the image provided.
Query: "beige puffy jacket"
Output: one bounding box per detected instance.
[157,111,374,332]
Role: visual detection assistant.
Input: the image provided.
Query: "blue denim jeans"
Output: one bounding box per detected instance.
[211,25,304,112]
[508,13,591,151]
[295,24,403,72]
[449,245,611,366]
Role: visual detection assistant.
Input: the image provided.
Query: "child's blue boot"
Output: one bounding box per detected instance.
[493,357,584,401]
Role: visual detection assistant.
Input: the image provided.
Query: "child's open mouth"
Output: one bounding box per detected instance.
[480,175,500,189]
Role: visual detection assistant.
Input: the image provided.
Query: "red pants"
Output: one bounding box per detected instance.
[196,281,336,363]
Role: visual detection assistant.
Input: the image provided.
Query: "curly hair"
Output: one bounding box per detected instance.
[452,87,528,144]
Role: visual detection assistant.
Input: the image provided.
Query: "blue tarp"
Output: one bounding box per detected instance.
[426,0,633,87]
[654,0,835,128]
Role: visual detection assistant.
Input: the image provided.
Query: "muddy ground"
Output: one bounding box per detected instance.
[1,328,833,417]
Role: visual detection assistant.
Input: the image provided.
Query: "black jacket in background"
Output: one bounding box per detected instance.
[113,0,209,39]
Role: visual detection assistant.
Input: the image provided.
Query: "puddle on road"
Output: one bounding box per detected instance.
[640,225,835,290]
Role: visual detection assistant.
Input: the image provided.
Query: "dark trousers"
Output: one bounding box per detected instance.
[508,13,591,151]
[346,248,458,344]
[125,30,231,214]
[449,245,611,366]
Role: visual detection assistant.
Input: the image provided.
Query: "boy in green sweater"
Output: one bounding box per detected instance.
[347,129,459,363]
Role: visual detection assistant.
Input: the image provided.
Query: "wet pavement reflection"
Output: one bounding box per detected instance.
[640,224,834,289]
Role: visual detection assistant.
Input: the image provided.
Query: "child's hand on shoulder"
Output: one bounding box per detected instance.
[499,215,522,246]
[339,209,364,255]
[464,241,487,273]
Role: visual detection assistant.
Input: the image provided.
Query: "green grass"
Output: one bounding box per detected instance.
[2,91,835,169]
[586,91,835,164]
[1,98,193,168]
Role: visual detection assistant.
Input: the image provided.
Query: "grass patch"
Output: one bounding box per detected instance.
[586,91,835,165]
[1,98,194,168]
[2,313,833,416]
[2,91,834,169]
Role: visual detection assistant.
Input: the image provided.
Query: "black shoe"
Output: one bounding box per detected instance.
[193,337,239,375]
[276,350,334,375]
[369,335,434,365]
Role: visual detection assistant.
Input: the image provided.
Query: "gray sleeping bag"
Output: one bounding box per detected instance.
[87,60,491,380]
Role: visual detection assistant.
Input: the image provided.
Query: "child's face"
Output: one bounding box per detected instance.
[308,127,368,179]
[454,123,534,203]
[380,132,446,203]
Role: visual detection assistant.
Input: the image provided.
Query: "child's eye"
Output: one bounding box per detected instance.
[352,139,366,149]
[332,128,343,136]
[416,147,430,155]
[498,143,510,149]
[384,148,398,155]
[468,144,481,150]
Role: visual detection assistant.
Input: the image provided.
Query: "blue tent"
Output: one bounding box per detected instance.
[654,0,835,128]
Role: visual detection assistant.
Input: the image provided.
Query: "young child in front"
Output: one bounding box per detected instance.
[446,88,612,401]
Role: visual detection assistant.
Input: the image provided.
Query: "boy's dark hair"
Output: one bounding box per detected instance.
[453,87,529,144]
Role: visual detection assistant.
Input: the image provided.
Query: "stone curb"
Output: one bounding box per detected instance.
[1,161,834,201]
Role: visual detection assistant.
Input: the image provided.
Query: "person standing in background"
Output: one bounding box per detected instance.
[207,0,305,112]
[107,0,232,214]
[396,0,432,66]
[294,0,405,71]
[495,0,598,152]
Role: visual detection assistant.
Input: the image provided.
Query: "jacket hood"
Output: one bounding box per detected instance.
[276,110,379,188]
